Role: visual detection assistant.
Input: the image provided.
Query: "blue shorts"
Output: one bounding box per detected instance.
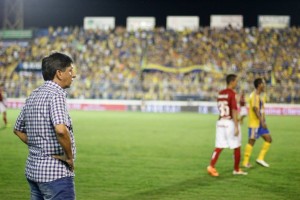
[248,126,270,139]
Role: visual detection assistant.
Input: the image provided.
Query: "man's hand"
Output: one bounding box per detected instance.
[53,154,74,172]
[261,121,268,129]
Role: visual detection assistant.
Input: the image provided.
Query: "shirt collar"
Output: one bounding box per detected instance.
[44,81,68,96]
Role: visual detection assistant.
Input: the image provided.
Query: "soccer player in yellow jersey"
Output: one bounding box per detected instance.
[243,78,272,168]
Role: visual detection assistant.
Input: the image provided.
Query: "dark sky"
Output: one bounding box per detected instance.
[1,0,300,28]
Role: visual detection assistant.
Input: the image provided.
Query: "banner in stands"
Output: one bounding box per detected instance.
[2,41,29,47]
[126,17,155,31]
[68,103,126,111]
[258,15,290,29]
[142,63,222,74]
[0,30,32,39]
[210,15,243,29]
[6,99,300,115]
[141,104,181,113]
[264,106,300,115]
[16,62,41,72]
[166,16,199,31]
[84,17,115,30]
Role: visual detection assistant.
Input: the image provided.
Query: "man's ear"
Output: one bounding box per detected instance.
[55,70,63,80]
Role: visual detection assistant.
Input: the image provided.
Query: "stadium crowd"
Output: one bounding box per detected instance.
[0,26,300,103]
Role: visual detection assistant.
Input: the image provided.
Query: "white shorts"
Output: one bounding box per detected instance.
[240,106,248,116]
[215,119,241,149]
[0,102,6,113]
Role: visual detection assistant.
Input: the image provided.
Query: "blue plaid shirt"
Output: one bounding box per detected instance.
[14,81,76,182]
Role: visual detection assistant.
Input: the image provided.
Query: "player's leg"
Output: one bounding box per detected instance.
[209,148,223,168]
[3,111,7,126]
[233,146,241,171]
[228,122,241,171]
[240,116,245,124]
[233,146,247,175]
[242,128,257,168]
[207,147,223,176]
[207,121,226,176]
[228,123,247,175]
[0,103,7,127]
[256,130,272,167]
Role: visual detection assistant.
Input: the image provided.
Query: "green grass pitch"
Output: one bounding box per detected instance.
[0,109,299,200]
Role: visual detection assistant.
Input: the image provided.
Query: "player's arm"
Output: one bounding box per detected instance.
[253,106,267,128]
[253,106,261,120]
[50,94,74,171]
[14,129,28,144]
[261,103,267,128]
[261,112,266,122]
[232,109,239,136]
[14,107,27,144]
[53,124,74,171]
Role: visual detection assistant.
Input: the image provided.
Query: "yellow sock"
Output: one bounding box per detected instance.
[257,142,271,161]
[243,144,253,166]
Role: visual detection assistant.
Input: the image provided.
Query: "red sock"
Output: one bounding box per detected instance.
[234,147,241,171]
[210,148,223,168]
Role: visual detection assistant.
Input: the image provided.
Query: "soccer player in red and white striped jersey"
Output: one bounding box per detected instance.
[207,74,247,176]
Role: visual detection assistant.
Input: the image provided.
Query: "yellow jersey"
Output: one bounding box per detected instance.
[248,91,264,128]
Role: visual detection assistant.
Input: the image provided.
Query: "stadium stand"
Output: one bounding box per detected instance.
[1,26,299,103]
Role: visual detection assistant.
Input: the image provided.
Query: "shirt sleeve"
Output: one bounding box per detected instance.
[50,93,68,126]
[14,106,26,133]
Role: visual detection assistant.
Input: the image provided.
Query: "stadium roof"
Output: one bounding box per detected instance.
[1,0,300,28]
